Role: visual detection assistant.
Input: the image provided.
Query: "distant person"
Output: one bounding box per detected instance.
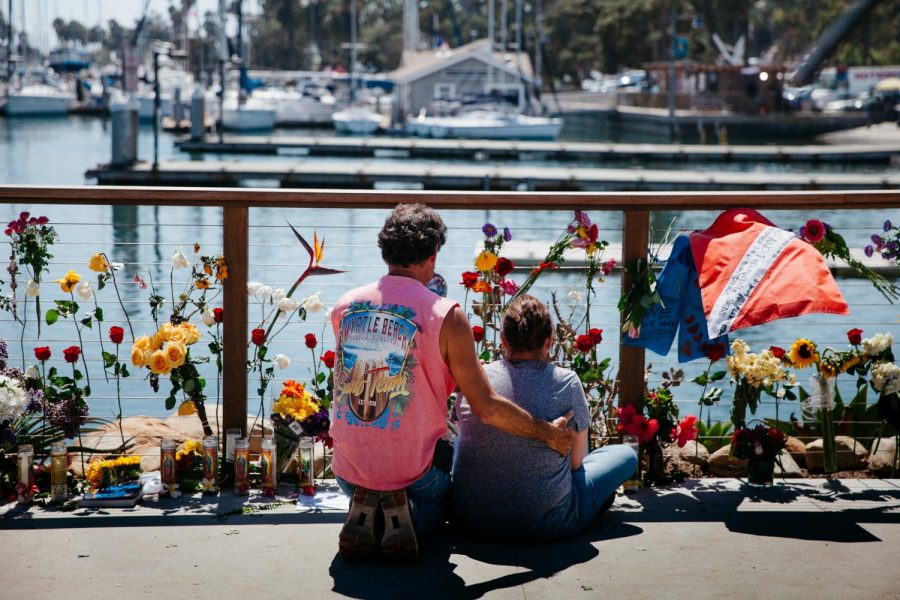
[330,204,575,561]
[451,295,637,542]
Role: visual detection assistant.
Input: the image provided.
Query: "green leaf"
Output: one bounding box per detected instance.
[691,372,708,386]
[316,372,326,384]
[165,395,176,411]
[121,365,130,378]
[83,385,91,397]
[73,369,83,381]
[45,309,59,325]
[102,351,117,369]
[184,378,195,393]
[710,370,727,382]
[81,316,93,329]
[94,307,104,321]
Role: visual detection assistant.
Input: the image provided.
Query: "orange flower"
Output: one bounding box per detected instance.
[473,280,492,293]
[196,278,210,289]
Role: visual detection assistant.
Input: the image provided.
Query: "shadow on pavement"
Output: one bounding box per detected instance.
[329,517,643,599]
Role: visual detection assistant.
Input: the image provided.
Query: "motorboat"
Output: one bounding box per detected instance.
[3,83,73,116]
[332,105,383,134]
[410,109,563,140]
[250,86,339,126]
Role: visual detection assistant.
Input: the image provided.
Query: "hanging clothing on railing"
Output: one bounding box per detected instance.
[625,207,850,362]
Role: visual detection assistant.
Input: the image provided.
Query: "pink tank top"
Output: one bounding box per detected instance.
[330,275,458,490]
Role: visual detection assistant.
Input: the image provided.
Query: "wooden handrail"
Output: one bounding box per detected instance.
[3,184,898,434]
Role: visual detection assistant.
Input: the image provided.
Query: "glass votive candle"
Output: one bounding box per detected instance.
[234,438,250,495]
[160,439,177,486]
[50,442,68,503]
[202,436,218,492]
[260,436,276,491]
[17,444,34,502]
[225,428,241,462]
[622,434,641,493]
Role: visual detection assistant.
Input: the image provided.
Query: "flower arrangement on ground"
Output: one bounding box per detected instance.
[871,361,900,433]
[271,379,330,480]
[726,340,793,429]
[84,456,141,491]
[731,422,787,486]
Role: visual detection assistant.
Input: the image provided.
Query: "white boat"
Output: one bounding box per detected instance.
[412,109,564,140]
[250,87,339,126]
[332,106,383,135]
[3,84,73,116]
[222,105,277,131]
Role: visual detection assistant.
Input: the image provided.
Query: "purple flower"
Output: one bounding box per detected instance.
[567,224,577,234]
[503,227,512,242]
[482,223,497,237]
[796,226,806,239]
[885,219,893,232]
[871,234,885,249]
[864,245,874,257]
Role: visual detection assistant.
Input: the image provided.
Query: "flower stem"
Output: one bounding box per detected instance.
[108,265,135,342]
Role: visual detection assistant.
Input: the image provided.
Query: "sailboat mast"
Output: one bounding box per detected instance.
[217,0,227,142]
[350,0,357,103]
[486,0,494,95]
[6,0,12,98]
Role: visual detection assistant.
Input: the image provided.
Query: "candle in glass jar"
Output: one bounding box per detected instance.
[234,438,249,495]
[160,439,177,486]
[17,444,34,494]
[225,428,241,461]
[260,436,276,490]
[202,436,218,492]
[50,442,68,503]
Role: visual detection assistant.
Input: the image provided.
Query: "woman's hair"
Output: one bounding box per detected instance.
[378,203,447,267]
[502,295,552,353]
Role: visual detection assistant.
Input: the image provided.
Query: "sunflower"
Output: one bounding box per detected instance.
[789,338,818,368]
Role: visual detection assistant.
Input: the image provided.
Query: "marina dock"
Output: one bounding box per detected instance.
[86,160,900,191]
[175,134,900,163]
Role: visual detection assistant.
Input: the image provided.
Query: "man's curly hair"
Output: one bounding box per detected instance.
[378,203,447,267]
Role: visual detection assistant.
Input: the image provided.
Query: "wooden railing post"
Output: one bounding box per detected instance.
[619,209,650,411]
[223,206,249,435]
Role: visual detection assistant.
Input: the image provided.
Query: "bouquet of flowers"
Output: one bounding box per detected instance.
[799,218,899,302]
[871,361,900,432]
[84,456,141,491]
[731,423,786,461]
[865,219,899,266]
[726,340,793,429]
[271,379,330,475]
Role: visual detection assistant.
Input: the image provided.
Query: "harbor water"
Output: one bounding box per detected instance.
[0,115,898,430]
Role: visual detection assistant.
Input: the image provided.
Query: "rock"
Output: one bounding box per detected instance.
[784,436,807,468]
[868,437,900,475]
[805,436,869,472]
[775,450,803,478]
[708,444,747,477]
[661,440,708,477]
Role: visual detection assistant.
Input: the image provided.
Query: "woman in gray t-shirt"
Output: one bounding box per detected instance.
[451,295,637,541]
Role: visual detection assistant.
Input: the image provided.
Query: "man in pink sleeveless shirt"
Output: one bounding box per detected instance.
[331,203,575,561]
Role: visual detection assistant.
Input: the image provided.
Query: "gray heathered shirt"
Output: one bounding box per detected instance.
[450,358,590,541]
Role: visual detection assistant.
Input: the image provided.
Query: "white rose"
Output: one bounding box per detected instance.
[24,365,40,380]
[274,354,291,370]
[278,297,300,312]
[74,281,94,301]
[25,280,40,297]
[256,285,273,299]
[247,281,263,296]
[566,288,582,302]
[272,288,286,302]
[302,292,325,314]
[172,248,190,270]
[200,309,215,327]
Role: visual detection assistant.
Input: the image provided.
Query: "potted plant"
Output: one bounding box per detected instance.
[731,422,787,488]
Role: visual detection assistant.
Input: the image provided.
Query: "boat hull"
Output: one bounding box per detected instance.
[3,94,72,116]
[222,108,277,131]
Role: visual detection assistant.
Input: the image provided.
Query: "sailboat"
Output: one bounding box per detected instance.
[331,0,383,135]
[220,0,275,131]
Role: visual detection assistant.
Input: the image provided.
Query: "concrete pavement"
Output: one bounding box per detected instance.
[3,478,900,599]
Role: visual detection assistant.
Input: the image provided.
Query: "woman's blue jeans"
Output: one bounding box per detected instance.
[571,444,638,531]
[337,466,452,539]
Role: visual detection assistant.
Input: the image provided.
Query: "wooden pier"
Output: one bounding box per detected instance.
[86,160,900,191]
[174,134,900,163]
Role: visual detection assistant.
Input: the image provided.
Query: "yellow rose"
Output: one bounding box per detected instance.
[179,323,201,345]
[149,350,171,375]
[55,270,81,293]
[88,253,109,273]
[150,333,165,351]
[143,350,153,367]
[166,328,187,344]
[474,251,498,272]
[133,336,152,351]
[158,323,175,342]
[131,347,146,368]
[177,400,197,416]
[165,342,187,369]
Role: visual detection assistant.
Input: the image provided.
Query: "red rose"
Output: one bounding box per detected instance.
[472,326,484,342]
[305,333,317,349]
[320,350,336,369]
[769,345,786,359]
[213,307,224,323]
[34,346,51,361]
[63,345,81,363]
[706,343,726,362]
[460,271,479,289]
[575,334,594,353]
[588,328,603,345]
[109,326,125,345]
[494,257,514,277]
[847,328,863,346]
[251,328,266,346]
